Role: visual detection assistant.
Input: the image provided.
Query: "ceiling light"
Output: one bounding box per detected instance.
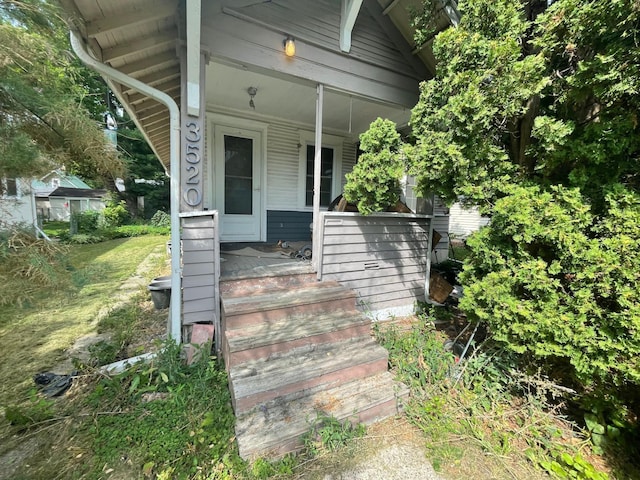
[283,36,295,57]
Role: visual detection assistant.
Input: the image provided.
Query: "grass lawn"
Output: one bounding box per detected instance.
[41,220,70,238]
[0,235,168,408]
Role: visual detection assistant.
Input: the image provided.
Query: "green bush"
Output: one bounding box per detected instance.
[344,118,404,215]
[102,200,130,227]
[150,210,170,228]
[72,210,100,233]
[460,184,640,392]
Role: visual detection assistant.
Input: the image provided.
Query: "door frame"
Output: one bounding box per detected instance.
[207,113,268,242]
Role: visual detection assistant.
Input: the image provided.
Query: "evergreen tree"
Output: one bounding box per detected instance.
[406,0,639,396]
[0,0,123,185]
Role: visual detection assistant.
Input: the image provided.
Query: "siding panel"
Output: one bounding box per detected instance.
[180,213,221,348]
[318,212,430,319]
[449,202,490,239]
[266,123,300,209]
[266,210,313,242]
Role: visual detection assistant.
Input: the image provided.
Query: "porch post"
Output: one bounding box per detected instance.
[312,84,324,271]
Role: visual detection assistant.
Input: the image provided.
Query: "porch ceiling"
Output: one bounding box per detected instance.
[59,0,452,168]
[206,61,411,136]
[60,0,181,168]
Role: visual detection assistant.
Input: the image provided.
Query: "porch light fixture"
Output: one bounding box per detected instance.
[247,86,257,109]
[283,36,295,57]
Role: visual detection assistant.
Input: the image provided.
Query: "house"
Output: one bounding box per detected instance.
[449,201,490,240]
[32,169,108,221]
[60,0,457,458]
[0,177,38,230]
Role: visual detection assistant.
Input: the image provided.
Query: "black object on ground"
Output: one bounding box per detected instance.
[33,372,74,397]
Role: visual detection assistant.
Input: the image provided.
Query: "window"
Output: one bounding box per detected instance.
[1,178,18,197]
[305,145,334,207]
[298,131,343,209]
[51,178,60,188]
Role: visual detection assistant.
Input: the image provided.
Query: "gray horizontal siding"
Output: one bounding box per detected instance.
[227,0,419,78]
[267,210,313,242]
[449,202,490,239]
[181,214,220,337]
[317,213,431,317]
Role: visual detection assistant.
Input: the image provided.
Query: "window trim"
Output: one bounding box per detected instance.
[297,131,343,210]
[1,178,19,198]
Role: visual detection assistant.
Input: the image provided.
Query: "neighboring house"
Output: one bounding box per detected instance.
[449,202,490,240]
[46,187,108,222]
[0,177,37,229]
[32,169,107,221]
[61,0,460,458]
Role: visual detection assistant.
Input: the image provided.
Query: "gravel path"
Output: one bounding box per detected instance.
[321,443,443,480]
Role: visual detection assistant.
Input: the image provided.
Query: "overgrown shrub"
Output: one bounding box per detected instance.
[102,200,130,227]
[343,118,404,214]
[460,184,640,393]
[149,210,170,228]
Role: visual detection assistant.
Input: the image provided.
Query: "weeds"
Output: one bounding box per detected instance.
[374,314,614,479]
[80,341,245,479]
[302,413,367,456]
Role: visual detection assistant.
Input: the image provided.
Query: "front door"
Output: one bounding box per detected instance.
[215,126,262,242]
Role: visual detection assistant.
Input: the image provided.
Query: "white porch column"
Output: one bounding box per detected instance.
[312,84,324,271]
[180,0,205,212]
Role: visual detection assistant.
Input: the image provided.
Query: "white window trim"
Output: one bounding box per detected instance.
[297,131,343,210]
[1,178,20,199]
[206,112,269,241]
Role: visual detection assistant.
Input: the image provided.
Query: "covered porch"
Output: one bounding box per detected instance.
[62,0,455,459]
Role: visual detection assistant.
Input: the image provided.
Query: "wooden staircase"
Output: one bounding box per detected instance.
[220,269,408,459]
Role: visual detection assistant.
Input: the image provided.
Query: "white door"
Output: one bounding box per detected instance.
[214,126,262,242]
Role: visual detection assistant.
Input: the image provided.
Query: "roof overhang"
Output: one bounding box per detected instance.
[59,0,451,167]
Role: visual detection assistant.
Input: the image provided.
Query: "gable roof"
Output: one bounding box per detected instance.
[36,169,91,189]
[48,187,108,199]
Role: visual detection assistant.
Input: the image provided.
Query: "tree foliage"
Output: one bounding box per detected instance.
[0,0,123,184]
[343,118,404,214]
[405,0,640,395]
[117,121,170,218]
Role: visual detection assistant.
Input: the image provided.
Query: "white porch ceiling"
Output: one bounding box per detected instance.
[206,61,412,137]
[59,0,451,167]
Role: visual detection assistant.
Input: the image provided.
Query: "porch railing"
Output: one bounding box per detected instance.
[315,212,432,320]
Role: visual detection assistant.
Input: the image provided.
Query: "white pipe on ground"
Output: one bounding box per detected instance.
[70,31,183,343]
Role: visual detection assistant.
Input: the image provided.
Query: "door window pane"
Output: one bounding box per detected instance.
[224,135,253,215]
[306,145,333,207]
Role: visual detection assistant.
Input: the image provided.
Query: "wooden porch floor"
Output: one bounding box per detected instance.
[220,242,313,281]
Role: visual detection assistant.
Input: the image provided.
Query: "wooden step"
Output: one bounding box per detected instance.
[235,371,409,459]
[222,283,357,330]
[221,271,318,298]
[229,337,388,413]
[224,310,371,368]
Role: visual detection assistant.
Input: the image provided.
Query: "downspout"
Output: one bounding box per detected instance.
[70,31,183,343]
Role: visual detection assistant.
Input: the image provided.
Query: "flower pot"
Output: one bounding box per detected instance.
[148,276,171,309]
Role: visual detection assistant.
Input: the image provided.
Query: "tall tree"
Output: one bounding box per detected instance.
[405,0,640,396]
[117,118,170,218]
[0,0,123,185]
